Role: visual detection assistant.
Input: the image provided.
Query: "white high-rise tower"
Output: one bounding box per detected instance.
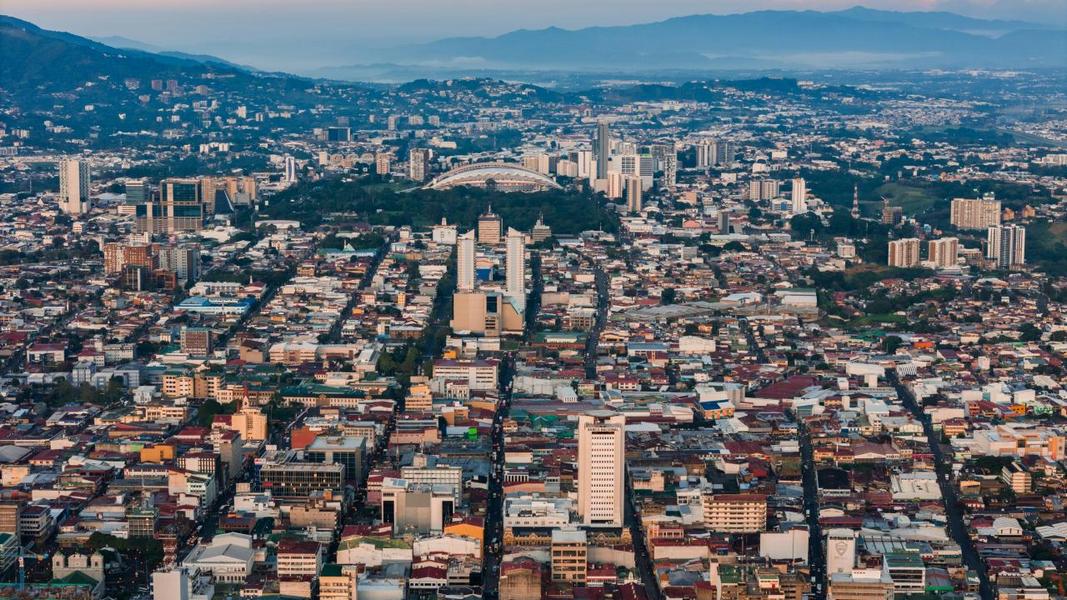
[457,230,476,292]
[791,177,807,215]
[506,227,526,308]
[58,159,90,215]
[577,411,625,527]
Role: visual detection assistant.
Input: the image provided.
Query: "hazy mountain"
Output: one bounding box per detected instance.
[0,15,242,95]
[370,8,1067,71]
[92,34,256,71]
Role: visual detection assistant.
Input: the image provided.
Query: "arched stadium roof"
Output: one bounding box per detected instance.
[425,162,562,192]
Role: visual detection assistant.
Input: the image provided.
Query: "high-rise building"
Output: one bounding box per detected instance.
[748,179,779,201]
[457,230,476,292]
[477,207,502,245]
[950,196,1001,230]
[696,140,715,168]
[162,179,204,232]
[791,178,807,215]
[927,237,959,268]
[506,228,526,308]
[625,176,643,213]
[409,148,431,182]
[595,122,611,180]
[987,225,1026,268]
[888,238,920,268]
[375,153,391,176]
[284,156,297,184]
[577,411,625,526]
[58,158,90,215]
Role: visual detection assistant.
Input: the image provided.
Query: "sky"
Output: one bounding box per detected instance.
[3,0,1066,72]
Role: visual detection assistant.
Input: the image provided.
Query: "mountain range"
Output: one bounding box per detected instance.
[334,6,1067,75]
[1,7,1066,91]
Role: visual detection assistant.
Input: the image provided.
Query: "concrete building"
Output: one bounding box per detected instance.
[457,230,476,292]
[319,564,359,600]
[825,529,857,575]
[927,237,959,268]
[506,227,526,309]
[477,207,502,245]
[701,493,768,533]
[625,176,642,213]
[409,148,431,182]
[577,411,625,526]
[550,527,587,583]
[887,238,920,268]
[380,477,456,535]
[987,224,1026,268]
[951,196,1001,229]
[499,558,542,600]
[790,177,807,215]
[59,158,91,215]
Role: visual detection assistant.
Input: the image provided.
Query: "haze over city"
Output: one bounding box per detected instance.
[0,3,1066,600]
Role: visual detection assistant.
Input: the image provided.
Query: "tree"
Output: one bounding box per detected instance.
[1019,323,1043,342]
[883,335,904,354]
[661,288,677,305]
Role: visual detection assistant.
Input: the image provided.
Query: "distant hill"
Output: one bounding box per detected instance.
[0,15,239,96]
[368,7,1067,71]
[92,34,256,71]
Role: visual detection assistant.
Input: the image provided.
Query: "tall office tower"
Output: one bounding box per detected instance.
[155,178,204,233]
[625,176,643,213]
[58,158,90,215]
[457,230,476,292]
[826,529,858,575]
[987,225,1026,268]
[284,156,297,184]
[887,238,921,267]
[409,148,431,182]
[506,228,526,308]
[950,196,1001,230]
[577,411,625,526]
[477,207,502,245]
[927,237,959,268]
[595,121,611,180]
[791,177,807,215]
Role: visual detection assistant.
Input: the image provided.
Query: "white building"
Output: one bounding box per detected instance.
[457,230,475,292]
[577,411,625,526]
[506,227,526,309]
[59,158,90,215]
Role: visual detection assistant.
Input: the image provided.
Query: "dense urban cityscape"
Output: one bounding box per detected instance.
[0,5,1067,600]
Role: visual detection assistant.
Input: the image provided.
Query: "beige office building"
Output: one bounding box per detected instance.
[577,411,625,526]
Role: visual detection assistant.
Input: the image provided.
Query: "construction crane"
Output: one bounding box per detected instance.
[18,546,49,591]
